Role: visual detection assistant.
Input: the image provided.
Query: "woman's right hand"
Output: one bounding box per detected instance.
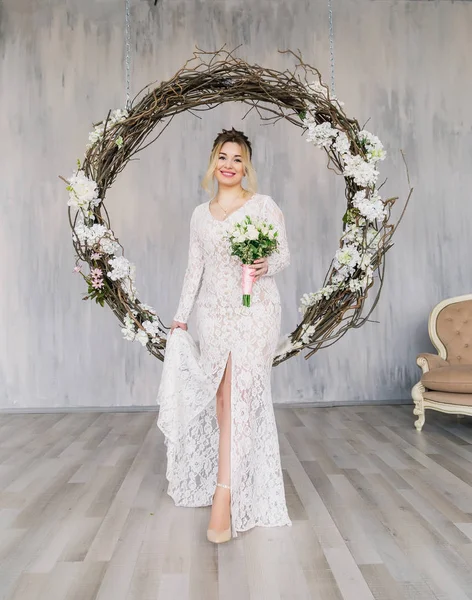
[170,320,188,335]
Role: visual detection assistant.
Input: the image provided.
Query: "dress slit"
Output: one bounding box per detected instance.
[213,349,236,536]
[157,194,292,533]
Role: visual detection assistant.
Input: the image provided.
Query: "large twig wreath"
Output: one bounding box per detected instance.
[63,47,412,366]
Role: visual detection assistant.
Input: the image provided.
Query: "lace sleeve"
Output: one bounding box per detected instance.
[263,196,290,277]
[173,207,204,323]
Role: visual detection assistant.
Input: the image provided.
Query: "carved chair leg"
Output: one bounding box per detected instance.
[412,381,426,432]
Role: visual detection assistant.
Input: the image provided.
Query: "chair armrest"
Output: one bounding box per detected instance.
[416,353,449,374]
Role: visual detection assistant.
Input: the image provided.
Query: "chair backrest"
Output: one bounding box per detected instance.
[432,296,472,365]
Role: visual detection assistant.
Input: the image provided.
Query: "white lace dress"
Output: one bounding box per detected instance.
[156,193,292,536]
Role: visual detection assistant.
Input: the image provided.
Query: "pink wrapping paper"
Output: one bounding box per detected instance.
[242,264,255,295]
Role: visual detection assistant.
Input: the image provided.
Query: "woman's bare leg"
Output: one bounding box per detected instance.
[208,353,232,531]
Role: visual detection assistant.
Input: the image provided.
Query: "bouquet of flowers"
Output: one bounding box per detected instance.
[228,215,279,307]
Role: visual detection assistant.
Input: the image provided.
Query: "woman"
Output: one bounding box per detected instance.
[157,127,291,543]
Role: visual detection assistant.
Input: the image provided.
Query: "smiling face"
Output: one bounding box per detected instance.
[213,141,246,189]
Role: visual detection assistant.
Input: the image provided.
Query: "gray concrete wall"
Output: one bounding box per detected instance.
[1,0,471,408]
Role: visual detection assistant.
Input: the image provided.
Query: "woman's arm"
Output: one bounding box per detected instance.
[173,207,204,324]
[263,195,290,277]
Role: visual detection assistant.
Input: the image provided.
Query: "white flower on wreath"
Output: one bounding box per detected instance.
[99,235,121,255]
[72,222,121,255]
[121,314,136,341]
[67,171,100,211]
[341,223,362,245]
[332,267,350,284]
[299,284,339,314]
[107,256,133,281]
[305,80,327,96]
[135,329,149,347]
[305,121,338,148]
[358,129,386,163]
[343,154,379,188]
[276,334,302,357]
[360,252,372,270]
[86,108,129,150]
[301,324,317,344]
[364,227,382,250]
[121,314,149,346]
[352,190,386,223]
[139,303,157,315]
[334,245,361,272]
[143,319,161,339]
[334,131,351,155]
[304,80,345,107]
[118,262,137,301]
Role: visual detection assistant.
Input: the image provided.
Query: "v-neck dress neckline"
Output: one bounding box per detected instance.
[207,193,258,223]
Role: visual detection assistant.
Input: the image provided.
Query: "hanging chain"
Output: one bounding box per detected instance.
[327,0,336,97]
[125,0,132,109]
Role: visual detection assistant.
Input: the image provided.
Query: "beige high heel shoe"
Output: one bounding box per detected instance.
[207,482,232,544]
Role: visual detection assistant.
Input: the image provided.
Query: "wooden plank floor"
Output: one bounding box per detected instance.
[1,405,472,600]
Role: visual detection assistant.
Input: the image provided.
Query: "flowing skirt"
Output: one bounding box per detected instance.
[157,299,291,536]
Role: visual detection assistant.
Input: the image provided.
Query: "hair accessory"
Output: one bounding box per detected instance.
[212,127,253,158]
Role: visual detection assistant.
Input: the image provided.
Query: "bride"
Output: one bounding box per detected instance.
[157,127,292,543]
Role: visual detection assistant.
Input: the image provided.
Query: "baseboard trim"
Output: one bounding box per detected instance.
[0,398,411,414]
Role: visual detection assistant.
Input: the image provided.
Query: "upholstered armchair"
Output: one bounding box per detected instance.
[412,294,472,431]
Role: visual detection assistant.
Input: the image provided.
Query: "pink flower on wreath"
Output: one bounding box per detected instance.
[90,267,104,290]
[91,252,101,260]
[73,265,82,273]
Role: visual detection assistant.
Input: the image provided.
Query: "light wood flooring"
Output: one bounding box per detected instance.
[2,405,472,600]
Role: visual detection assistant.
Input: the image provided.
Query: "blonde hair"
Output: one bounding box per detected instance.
[201,130,257,197]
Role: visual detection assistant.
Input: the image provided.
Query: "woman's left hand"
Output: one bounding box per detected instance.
[250,257,268,282]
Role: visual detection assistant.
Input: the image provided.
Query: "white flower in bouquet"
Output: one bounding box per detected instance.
[246,224,259,240]
[358,130,386,163]
[67,171,100,210]
[260,224,269,236]
[228,215,279,307]
[343,155,379,187]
